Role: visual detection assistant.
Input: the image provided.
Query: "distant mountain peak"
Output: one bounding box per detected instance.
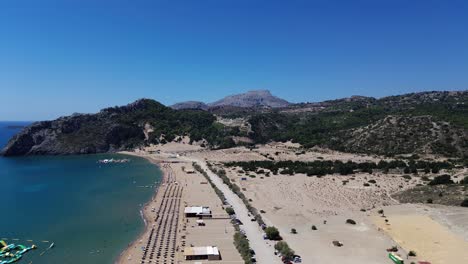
[209,89,290,108]
[170,89,290,110]
[170,101,208,110]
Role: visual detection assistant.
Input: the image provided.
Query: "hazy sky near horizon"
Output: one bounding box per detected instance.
[1,0,468,120]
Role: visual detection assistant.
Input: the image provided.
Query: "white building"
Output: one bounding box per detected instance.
[183,246,220,261]
[184,206,212,218]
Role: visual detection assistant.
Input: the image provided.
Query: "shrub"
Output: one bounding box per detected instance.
[408,250,417,257]
[311,225,317,230]
[274,241,295,260]
[346,219,356,225]
[461,199,468,207]
[429,174,454,185]
[226,207,235,215]
[427,198,433,204]
[234,232,253,263]
[363,183,370,187]
[265,226,281,240]
[368,179,376,184]
[460,176,468,185]
[402,175,412,180]
[291,228,297,234]
[378,209,384,214]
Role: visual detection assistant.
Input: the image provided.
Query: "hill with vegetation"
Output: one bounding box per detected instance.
[247,91,468,157]
[3,90,468,158]
[1,99,237,156]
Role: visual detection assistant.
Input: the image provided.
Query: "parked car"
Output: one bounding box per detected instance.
[293,255,302,263]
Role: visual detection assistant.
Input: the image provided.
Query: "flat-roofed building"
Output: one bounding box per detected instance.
[183,246,221,261]
[184,206,212,218]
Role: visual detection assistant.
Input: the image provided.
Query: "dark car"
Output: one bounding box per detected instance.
[234,219,243,225]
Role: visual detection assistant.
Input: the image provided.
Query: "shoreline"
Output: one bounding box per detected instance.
[114,151,167,264]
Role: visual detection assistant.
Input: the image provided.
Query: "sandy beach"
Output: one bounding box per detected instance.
[116,149,242,264]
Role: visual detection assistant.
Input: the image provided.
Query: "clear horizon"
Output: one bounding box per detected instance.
[1,0,468,120]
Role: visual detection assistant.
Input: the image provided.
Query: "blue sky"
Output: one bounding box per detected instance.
[1,0,468,120]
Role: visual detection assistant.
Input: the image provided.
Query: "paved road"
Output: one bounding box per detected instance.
[182,156,282,264]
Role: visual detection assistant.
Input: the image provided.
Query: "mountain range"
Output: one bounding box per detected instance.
[2,90,468,158]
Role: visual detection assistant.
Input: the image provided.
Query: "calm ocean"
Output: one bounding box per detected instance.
[0,121,161,263]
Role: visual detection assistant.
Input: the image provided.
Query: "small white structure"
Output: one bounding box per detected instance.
[184,206,212,218]
[184,246,220,261]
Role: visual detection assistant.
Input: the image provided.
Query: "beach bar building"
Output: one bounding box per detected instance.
[183,246,220,261]
[184,206,212,218]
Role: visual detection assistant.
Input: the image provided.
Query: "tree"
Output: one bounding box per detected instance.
[461,199,468,207]
[290,228,297,234]
[460,176,468,185]
[225,207,235,215]
[274,241,295,260]
[428,174,454,185]
[265,226,281,240]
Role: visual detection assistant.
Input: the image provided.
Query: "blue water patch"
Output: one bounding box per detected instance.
[22,183,48,193]
[0,122,162,264]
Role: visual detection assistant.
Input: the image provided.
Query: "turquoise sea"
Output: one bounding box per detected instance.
[0,122,161,263]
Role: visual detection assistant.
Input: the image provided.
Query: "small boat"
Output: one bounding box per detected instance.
[48,243,54,249]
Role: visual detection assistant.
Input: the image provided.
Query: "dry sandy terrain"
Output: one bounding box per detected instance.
[373,204,468,264]
[119,142,468,264]
[215,169,409,264]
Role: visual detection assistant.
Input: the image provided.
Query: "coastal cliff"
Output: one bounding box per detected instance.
[1,99,232,156]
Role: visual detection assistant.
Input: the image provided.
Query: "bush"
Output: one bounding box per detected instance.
[427,198,433,204]
[378,209,384,214]
[408,250,417,257]
[460,176,468,185]
[461,199,468,207]
[363,183,370,187]
[265,226,281,240]
[291,228,297,234]
[402,175,412,180]
[429,174,454,185]
[311,225,317,230]
[346,219,356,225]
[234,232,253,263]
[274,241,295,260]
[226,207,235,215]
[368,179,376,184]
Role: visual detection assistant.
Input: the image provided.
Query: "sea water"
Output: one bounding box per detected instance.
[0,122,161,263]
